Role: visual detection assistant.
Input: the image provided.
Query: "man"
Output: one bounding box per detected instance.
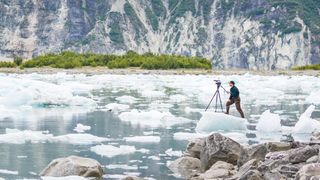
[225,81,245,118]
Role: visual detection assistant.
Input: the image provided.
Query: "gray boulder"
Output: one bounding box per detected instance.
[239,170,263,180]
[200,161,235,179]
[122,176,142,180]
[277,164,299,178]
[40,156,103,178]
[168,157,201,179]
[295,163,320,180]
[186,138,205,159]
[307,155,319,163]
[200,133,243,170]
[266,142,292,152]
[238,144,268,166]
[233,159,260,179]
[288,146,319,164]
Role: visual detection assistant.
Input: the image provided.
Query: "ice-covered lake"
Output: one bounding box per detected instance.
[0,72,319,179]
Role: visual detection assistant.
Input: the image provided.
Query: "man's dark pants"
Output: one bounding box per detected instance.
[226,97,245,118]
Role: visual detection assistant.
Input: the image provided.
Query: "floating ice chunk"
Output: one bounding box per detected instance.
[184,107,203,114]
[148,156,160,161]
[293,105,320,133]
[0,169,18,175]
[148,102,173,112]
[0,76,96,108]
[52,134,108,145]
[0,129,53,144]
[165,148,183,157]
[173,132,207,141]
[256,110,282,132]
[90,145,138,158]
[105,103,129,112]
[220,132,247,144]
[116,96,138,104]
[41,176,87,180]
[195,112,247,133]
[105,164,138,170]
[73,123,91,133]
[0,129,108,145]
[124,136,160,143]
[118,110,192,128]
[306,90,320,104]
[169,94,188,103]
[141,90,165,98]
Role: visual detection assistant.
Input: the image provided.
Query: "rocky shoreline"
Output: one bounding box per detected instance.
[39,132,320,179]
[168,133,320,180]
[0,67,319,76]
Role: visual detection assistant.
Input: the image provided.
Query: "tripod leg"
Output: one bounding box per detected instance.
[215,92,218,112]
[205,91,218,111]
[218,91,223,112]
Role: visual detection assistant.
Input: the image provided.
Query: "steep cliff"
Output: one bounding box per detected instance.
[0,0,319,70]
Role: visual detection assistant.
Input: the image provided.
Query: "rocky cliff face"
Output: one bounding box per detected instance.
[0,0,319,70]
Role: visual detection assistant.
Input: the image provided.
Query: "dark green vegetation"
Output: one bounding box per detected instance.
[292,64,320,70]
[16,51,212,70]
[0,61,16,68]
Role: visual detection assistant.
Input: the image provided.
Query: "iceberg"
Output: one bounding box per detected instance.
[73,123,91,133]
[90,145,139,158]
[124,136,160,143]
[118,110,192,128]
[256,110,282,132]
[0,129,108,145]
[305,90,320,104]
[195,112,247,133]
[293,105,320,133]
[116,95,138,104]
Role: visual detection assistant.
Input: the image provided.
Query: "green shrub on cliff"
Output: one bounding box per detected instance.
[0,61,17,68]
[292,64,320,70]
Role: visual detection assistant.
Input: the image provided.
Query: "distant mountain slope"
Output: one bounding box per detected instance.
[0,0,319,70]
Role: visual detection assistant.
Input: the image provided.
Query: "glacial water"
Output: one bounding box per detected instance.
[0,73,319,179]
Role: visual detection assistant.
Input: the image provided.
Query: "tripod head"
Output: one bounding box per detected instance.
[214,80,221,87]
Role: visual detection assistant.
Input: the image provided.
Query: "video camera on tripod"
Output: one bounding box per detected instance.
[205,80,228,112]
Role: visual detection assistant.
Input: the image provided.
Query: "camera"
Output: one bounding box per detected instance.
[214,80,221,86]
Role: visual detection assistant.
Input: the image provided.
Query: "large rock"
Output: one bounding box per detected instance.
[168,157,201,179]
[295,163,320,180]
[238,144,268,166]
[266,142,292,152]
[277,164,299,178]
[122,176,142,180]
[40,156,103,178]
[200,161,235,179]
[288,145,319,164]
[239,170,263,180]
[186,138,205,159]
[200,133,243,170]
[233,159,260,179]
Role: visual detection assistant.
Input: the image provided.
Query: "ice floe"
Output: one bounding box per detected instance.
[41,176,87,180]
[256,110,282,132]
[116,95,138,104]
[293,105,320,133]
[165,148,183,157]
[124,136,160,143]
[105,164,138,170]
[0,129,108,145]
[0,169,18,175]
[104,103,130,112]
[195,112,247,133]
[118,110,192,128]
[90,145,149,158]
[73,123,91,133]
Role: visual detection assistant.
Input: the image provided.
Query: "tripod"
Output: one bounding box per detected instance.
[205,80,227,112]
